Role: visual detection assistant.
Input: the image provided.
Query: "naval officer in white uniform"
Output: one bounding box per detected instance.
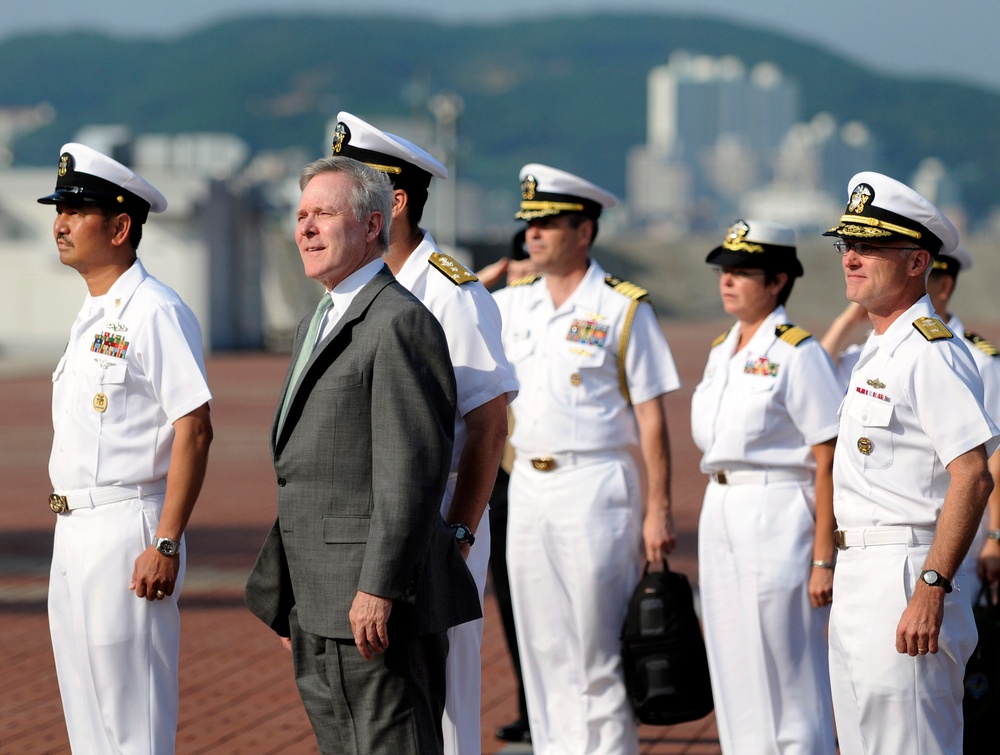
[493,164,681,755]
[825,172,998,754]
[331,112,518,755]
[692,220,840,754]
[40,143,213,753]
[824,247,1000,600]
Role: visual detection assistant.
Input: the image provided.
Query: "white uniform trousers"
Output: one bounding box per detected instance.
[507,450,642,755]
[697,477,836,755]
[48,494,184,754]
[829,541,977,755]
[442,513,490,755]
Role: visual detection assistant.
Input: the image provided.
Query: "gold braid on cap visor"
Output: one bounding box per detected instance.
[836,214,922,239]
[516,200,586,219]
[722,239,764,253]
[364,162,403,175]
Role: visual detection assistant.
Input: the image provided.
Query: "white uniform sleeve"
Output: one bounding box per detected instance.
[434,284,518,416]
[784,340,843,447]
[138,301,212,424]
[623,301,681,405]
[909,342,1000,466]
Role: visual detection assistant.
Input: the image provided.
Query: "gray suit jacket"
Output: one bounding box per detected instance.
[246,265,481,639]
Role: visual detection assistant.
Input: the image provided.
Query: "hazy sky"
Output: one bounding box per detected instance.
[1,0,997,92]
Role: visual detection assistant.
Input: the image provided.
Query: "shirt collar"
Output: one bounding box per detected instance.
[328,258,385,315]
[90,258,148,318]
[393,230,435,290]
[868,294,936,357]
[545,258,605,313]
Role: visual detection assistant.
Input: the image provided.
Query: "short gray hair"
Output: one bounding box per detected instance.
[299,156,393,251]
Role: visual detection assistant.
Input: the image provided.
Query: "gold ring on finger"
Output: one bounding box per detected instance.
[156,589,166,599]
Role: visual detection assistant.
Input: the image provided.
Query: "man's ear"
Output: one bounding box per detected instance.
[908,248,932,278]
[391,189,408,220]
[109,213,132,247]
[366,211,384,243]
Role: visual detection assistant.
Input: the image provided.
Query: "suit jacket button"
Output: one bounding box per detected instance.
[277,477,287,487]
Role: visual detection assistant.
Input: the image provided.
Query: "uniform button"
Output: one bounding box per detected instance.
[861,414,869,421]
[277,477,287,487]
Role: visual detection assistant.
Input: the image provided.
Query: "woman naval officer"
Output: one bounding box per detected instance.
[691,220,840,754]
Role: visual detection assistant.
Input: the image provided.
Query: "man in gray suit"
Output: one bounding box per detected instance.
[245,156,480,755]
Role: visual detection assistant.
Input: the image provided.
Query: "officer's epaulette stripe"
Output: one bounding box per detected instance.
[912,316,953,341]
[775,323,812,347]
[429,251,478,286]
[509,273,543,287]
[711,328,731,348]
[604,275,648,301]
[966,330,1000,357]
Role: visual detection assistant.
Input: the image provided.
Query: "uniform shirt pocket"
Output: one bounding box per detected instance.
[845,397,894,470]
[507,336,535,365]
[88,358,129,424]
[740,377,778,438]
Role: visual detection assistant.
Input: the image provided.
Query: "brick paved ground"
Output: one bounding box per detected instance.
[1,319,727,754]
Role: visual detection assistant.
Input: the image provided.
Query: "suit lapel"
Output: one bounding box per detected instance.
[272,267,396,452]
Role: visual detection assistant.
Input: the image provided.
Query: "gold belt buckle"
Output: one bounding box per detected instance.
[531,457,557,472]
[834,530,847,550]
[49,493,69,514]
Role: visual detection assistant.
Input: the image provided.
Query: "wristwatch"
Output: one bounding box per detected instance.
[919,569,953,593]
[154,537,181,557]
[450,523,475,546]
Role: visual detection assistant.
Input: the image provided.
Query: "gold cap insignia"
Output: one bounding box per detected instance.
[848,183,873,215]
[58,153,70,177]
[331,122,349,155]
[722,219,764,253]
[857,437,874,455]
[726,219,750,244]
[866,377,886,389]
[521,174,537,201]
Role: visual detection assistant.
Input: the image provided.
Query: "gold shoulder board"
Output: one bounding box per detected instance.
[966,331,1000,357]
[775,323,812,347]
[913,316,953,341]
[508,273,543,287]
[604,275,648,301]
[429,252,478,285]
[711,328,731,348]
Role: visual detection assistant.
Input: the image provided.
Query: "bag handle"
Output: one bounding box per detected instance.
[642,558,671,576]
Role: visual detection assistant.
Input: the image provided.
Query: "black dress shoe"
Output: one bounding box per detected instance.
[495,718,531,742]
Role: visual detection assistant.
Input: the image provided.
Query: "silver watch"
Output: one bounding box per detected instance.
[154,537,181,557]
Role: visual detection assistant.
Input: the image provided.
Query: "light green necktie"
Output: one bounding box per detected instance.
[277,294,333,436]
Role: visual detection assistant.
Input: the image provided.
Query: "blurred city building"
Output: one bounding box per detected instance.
[627,52,878,237]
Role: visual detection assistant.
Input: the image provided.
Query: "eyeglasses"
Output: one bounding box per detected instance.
[833,240,922,256]
[713,266,766,279]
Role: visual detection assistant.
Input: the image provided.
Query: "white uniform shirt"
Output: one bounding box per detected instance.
[833,296,999,529]
[493,259,680,455]
[49,259,212,491]
[691,306,842,473]
[394,232,518,474]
